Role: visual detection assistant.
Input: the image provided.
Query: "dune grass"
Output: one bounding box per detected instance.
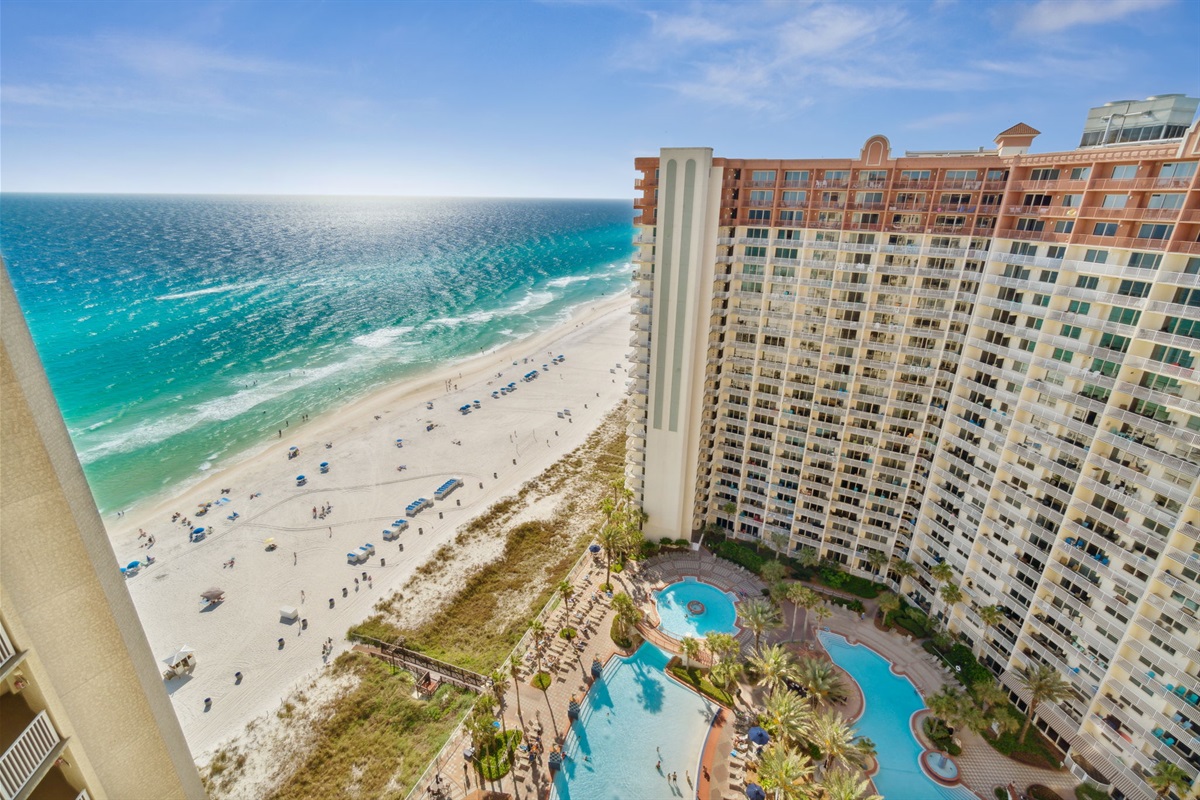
[262,652,474,800]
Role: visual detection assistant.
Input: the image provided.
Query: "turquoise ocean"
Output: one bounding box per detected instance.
[1,195,633,514]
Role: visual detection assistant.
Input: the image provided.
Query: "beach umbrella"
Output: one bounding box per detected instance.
[162,645,195,666]
[193,527,205,534]
[589,544,601,553]
[289,446,298,451]
[747,726,770,746]
[126,560,142,570]
[201,588,224,601]
[320,462,329,468]
[296,475,305,481]
[745,784,767,800]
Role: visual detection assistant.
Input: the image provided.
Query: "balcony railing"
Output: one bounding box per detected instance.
[0,711,62,800]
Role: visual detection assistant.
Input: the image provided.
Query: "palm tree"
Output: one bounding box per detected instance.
[489,669,513,761]
[761,560,789,597]
[975,604,1003,657]
[820,768,883,800]
[557,579,573,605]
[705,632,739,663]
[740,598,782,650]
[785,582,809,640]
[611,592,641,642]
[797,546,821,570]
[769,530,790,560]
[808,708,867,772]
[889,557,917,585]
[927,685,966,728]
[939,583,963,607]
[811,603,833,639]
[971,676,1008,717]
[865,549,888,577]
[876,591,901,624]
[1016,662,1072,743]
[507,653,524,720]
[680,636,700,669]
[710,658,744,702]
[530,620,546,671]
[930,562,954,585]
[1147,760,1191,799]
[756,742,816,800]
[761,687,812,746]
[794,656,847,709]
[598,520,623,588]
[749,644,799,695]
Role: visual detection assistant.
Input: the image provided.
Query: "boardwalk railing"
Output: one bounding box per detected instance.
[351,636,490,693]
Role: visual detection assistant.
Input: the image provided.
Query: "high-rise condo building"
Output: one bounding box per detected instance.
[629,94,1200,799]
[1,263,206,800]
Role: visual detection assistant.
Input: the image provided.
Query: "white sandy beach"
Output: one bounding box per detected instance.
[108,290,633,760]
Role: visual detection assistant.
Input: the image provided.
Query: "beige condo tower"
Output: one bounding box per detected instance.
[1,262,205,800]
[629,95,1200,799]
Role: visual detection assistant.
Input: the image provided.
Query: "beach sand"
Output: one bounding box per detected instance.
[109,290,633,759]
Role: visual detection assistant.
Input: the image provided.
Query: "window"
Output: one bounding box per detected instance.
[900,170,930,181]
[1067,300,1091,315]
[1159,162,1197,179]
[1076,276,1099,290]
[1022,193,1052,207]
[1101,194,1128,209]
[1052,348,1074,364]
[1108,306,1141,326]
[1033,294,1050,307]
[1061,194,1083,207]
[778,210,801,223]
[1010,242,1038,256]
[1053,220,1074,234]
[823,170,848,182]
[745,246,767,258]
[1030,168,1060,181]
[1070,167,1092,181]
[774,248,798,260]
[945,170,978,182]
[1061,325,1081,339]
[1147,193,1185,209]
[1016,218,1045,232]
[782,191,806,204]
[749,190,774,202]
[986,169,1008,181]
[751,170,776,183]
[1128,252,1162,270]
[856,192,883,205]
[1111,165,1137,179]
[1137,223,1174,240]
[858,170,887,184]
[776,228,801,240]
[746,228,769,240]
[1090,358,1119,377]
[1099,334,1130,354]
[784,170,809,183]
[1083,249,1108,264]
[1039,270,1059,283]
[1173,288,1200,308]
[1092,223,1118,236]
[1047,246,1066,260]
[982,193,1002,206]
[748,209,771,221]
[1117,280,1150,298]
[1186,258,1200,275]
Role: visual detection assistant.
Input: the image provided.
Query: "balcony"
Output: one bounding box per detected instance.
[0,694,67,800]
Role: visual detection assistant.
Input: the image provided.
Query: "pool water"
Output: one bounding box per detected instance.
[818,631,979,800]
[654,578,739,640]
[552,642,718,800]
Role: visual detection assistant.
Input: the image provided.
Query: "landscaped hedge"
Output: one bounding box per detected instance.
[942,643,991,686]
[1074,784,1109,800]
[1027,785,1063,800]
[817,591,865,614]
[715,541,766,573]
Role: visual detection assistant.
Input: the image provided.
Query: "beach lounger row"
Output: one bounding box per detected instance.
[405,498,432,517]
[522,370,539,382]
[382,519,409,541]
[434,478,463,500]
[347,543,375,564]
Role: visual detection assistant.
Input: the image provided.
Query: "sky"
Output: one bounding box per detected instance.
[2,0,1198,199]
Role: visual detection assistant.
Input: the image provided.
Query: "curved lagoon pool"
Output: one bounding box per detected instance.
[552,642,717,800]
[818,631,977,800]
[654,577,738,640]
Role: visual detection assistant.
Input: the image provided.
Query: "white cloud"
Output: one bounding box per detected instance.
[1013,0,1174,34]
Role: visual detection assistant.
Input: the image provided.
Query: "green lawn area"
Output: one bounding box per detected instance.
[478,730,523,780]
[668,664,735,707]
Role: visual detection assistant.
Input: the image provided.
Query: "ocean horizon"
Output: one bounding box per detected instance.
[1,194,633,514]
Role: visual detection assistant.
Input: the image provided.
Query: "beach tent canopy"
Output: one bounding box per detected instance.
[162,645,195,666]
[747,726,770,746]
[201,588,224,601]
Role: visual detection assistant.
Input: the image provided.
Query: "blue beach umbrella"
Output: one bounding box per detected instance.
[193,527,205,534]
[745,784,767,800]
[747,726,770,746]
[126,560,141,570]
[589,544,601,553]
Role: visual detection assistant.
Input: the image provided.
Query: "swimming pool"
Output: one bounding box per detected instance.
[818,631,979,800]
[552,642,718,800]
[654,577,739,640]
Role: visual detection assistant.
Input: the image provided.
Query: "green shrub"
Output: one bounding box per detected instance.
[819,564,848,588]
[995,788,1007,800]
[1074,784,1109,800]
[836,574,885,598]
[894,614,930,639]
[818,592,865,614]
[659,536,674,544]
[668,664,735,707]
[715,541,766,573]
[944,644,990,686]
[611,562,624,574]
[478,730,522,780]
[531,672,552,690]
[1026,785,1062,800]
[674,538,689,547]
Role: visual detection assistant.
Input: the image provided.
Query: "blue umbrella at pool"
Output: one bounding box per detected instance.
[748,726,770,746]
[745,783,767,800]
[126,560,142,570]
[588,544,601,553]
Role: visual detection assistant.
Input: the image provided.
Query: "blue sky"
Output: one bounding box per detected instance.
[2,0,1198,198]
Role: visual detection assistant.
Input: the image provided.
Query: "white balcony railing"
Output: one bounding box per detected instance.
[0,710,61,800]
